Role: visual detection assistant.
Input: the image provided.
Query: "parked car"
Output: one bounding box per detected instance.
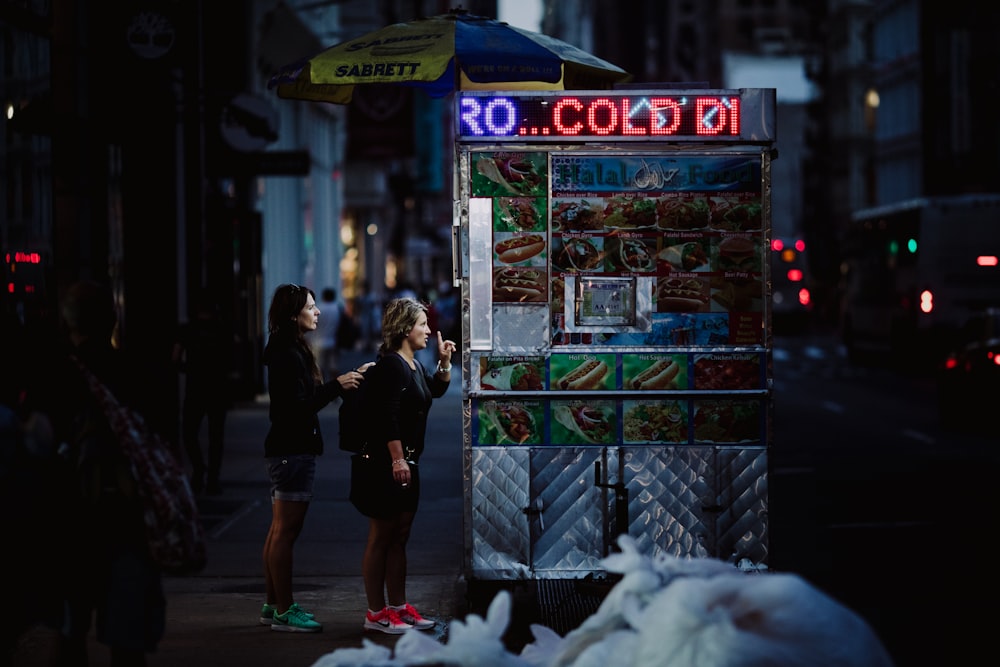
[937,307,1000,428]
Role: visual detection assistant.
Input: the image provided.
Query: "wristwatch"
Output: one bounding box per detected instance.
[436,361,452,374]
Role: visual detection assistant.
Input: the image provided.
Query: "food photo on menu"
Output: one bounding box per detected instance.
[477,399,545,445]
[493,197,546,232]
[656,193,711,231]
[658,237,711,272]
[604,236,657,273]
[709,235,764,312]
[602,196,659,230]
[692,353,762,391]
[552,197,605,231]
[550,354,616,391]
[707,194,762,232]
[656,275,711,313]
[492,266,547,303]
[552,235,605,273]
[550,399,617,445]
[478,356,546,391]
[472,151,547,197]
[493,232,546,267]
[714,235,761,273]
[622,399,688,444]
[692,399,762,444]
[622,354,687,390]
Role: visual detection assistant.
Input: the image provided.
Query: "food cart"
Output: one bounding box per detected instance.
[453,88,776,588]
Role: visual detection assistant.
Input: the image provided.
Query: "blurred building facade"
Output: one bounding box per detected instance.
[1,0,486,402]
[6,0,1000,404]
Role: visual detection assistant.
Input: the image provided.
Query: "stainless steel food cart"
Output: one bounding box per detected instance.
[452,88,777,585]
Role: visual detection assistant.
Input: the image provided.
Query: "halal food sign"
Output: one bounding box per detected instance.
[458,91,747,142]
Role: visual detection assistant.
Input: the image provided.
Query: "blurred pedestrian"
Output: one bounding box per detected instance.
[45,280,166,666]
[172,296,231,495]
[336,301,362,354]
[310,287,342,379]
[351,297,455,634]
[260,283,370,633]
[358,280,383,352]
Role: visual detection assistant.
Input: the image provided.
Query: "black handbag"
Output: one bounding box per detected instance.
[349,450,418,519]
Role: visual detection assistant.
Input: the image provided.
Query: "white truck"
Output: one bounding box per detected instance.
[839,194,1000,365]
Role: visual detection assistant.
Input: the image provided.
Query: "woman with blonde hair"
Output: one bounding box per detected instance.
[350,297,456,634]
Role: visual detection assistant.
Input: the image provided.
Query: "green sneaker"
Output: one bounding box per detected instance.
[271,605,322,633]
[260,603,275,626]
[260,602,315,626]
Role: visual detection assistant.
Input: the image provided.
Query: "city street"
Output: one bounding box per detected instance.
[11,339,998,666]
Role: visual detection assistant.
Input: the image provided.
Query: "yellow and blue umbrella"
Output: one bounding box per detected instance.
[268,8,631,104]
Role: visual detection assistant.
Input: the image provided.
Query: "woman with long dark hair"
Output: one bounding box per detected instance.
[260,284,369,633]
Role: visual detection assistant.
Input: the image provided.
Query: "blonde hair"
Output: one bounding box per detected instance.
[379,297,427,355]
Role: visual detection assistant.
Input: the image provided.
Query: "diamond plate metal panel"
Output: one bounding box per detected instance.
[470,447,531,578]
[620,446,768,564]
[715,447,768,565]
[624,446,715,559]
[492,304,551,353]
[530,448,607,575]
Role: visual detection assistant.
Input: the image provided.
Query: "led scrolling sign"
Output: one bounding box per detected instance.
[458,91,749,142]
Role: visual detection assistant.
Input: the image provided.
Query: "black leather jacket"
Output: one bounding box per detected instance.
[368,352,449,463]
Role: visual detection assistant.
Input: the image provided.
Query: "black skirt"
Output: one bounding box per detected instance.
[349,454,420,519]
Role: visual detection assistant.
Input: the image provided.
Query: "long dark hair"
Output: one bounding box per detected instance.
[267,283,313,337]
[267,283,320,380]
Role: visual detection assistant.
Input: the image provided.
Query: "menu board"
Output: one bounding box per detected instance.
[467,150,769,448]
[470,150,766,346]
[470,351,766,447]
[548,155,764,346]
[470,394,765,447]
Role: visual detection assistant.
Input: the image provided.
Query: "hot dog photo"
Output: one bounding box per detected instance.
[656,276,710,312]
[551,354,615,391]
[493,267,547,303]
[494,232,546,265]
[623,354,686,390]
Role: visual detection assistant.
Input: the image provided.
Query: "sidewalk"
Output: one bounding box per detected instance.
[12,352,469,667]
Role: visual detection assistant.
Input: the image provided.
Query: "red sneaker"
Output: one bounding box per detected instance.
[393,603,435,630]
[364,607,412,634]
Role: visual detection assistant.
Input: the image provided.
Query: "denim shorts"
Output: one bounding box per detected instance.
[266,454,316,502]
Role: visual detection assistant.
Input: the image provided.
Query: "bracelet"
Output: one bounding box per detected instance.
[436,362,452,374]
[392,458,407,466]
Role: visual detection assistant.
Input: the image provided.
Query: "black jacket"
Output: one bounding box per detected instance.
[368,352,449,463]
[263,334,344,457]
